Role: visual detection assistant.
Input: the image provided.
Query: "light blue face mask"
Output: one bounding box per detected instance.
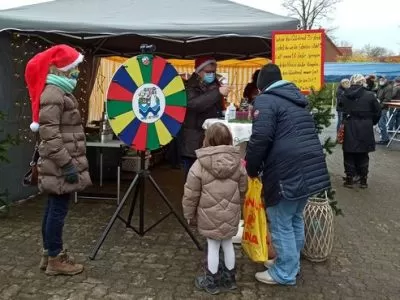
[203,72,215,84]
[69,70,80,80]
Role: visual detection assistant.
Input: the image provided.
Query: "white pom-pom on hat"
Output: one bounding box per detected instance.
[30,122,40,132]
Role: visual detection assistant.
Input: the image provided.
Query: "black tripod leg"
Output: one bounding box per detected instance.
[126,182,140,228]
[89,174,139,260]
[147,174,203,251]
[139,175,145,236]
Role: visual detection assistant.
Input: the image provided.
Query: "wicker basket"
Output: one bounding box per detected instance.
[302,195,334,262]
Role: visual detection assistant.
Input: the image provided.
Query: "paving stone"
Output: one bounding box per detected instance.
[1,139,400,299]
[0,284,20,299]
[48,296,68,300]
[89,286,108,299]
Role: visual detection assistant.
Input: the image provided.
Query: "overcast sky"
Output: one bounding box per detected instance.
[1,0,399,53]
[232,0,400,53]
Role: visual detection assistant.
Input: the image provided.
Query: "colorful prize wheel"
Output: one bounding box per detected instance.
[106,55,187,151]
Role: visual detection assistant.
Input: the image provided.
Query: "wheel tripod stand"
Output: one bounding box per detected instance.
[89,151,202,260]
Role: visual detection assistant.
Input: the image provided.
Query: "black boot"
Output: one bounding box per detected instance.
[195,270,220,295]
[343,176,354,188]
[220,266,237,291]
[360,177,368,189]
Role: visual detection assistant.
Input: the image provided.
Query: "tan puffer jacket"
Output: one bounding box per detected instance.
[182,145,247,240]
[37,85,92,195]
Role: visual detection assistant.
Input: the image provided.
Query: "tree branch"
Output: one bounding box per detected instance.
[282,0,342,29]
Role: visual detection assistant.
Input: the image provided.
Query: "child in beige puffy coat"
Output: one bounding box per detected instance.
[182,123,247,295]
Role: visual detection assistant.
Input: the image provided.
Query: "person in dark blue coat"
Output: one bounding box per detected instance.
[245,64,331,286]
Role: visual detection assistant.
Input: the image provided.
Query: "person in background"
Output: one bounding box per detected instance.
[25,45,92,276]
[181,57,231,178]
[376,76,393,144]
[365,74,378,94]
[388,77,400,131]
[182,123,247,295]
[245,63,330,286]
[336,78,350,133]
[243,69,260,104]
[340,74,381,188]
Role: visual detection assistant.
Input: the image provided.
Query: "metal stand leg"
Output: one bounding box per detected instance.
[139,174,145,235]
[117,166,121,205]
[148,174,203,250]
[89,174,139,260]
[125,183,140,230]
[88,151,202,260]
[387,124,400,147]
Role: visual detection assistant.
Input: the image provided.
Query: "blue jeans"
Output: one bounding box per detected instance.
[267,197,308,285]
[378,110,389,142]
[336,111,343,133]
[42,194,71,257]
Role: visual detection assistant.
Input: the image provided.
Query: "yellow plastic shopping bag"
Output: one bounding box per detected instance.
[242,177,268,263]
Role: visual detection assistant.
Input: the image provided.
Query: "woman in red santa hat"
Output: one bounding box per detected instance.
[25,44,92,276]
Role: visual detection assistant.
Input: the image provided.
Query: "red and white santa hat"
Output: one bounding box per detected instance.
[194,56,217,73]
[25,44,84,132]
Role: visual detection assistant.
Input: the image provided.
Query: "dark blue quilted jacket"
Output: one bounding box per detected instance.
[245,80,331,207]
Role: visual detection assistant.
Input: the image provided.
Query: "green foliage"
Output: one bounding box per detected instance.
[314,189,343,217]
[307,86,343,216]
[307,86,335,134]
[0,111,18,216]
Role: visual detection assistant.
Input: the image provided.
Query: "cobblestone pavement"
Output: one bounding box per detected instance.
[1,140,400,299]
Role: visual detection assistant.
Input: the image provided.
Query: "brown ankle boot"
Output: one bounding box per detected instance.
[45,251,83,276]
[40,249,75,271]
[39,249,48,271]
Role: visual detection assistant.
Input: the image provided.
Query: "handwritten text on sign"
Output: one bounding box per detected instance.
[273,31,324,91]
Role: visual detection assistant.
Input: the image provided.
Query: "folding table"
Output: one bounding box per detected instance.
[74,140,125,204]
[386,102,400,148]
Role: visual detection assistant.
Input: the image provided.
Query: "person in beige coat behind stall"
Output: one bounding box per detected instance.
[182,123,247,295]
[25,44,92,276]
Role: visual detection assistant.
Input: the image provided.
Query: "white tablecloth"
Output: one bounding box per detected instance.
[202,118,252,146]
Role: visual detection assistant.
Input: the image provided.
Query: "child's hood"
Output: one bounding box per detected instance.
[195,145,241,179]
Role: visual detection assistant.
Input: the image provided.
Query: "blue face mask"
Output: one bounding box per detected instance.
[203,72,215,84]
[69,70,80,80]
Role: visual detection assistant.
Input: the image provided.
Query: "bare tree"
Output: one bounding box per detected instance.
[282,0,342,30]
[361,44,393,58]
[339,40,352,47]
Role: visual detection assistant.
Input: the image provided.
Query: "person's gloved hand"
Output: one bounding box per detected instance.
[62,162,79,184]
